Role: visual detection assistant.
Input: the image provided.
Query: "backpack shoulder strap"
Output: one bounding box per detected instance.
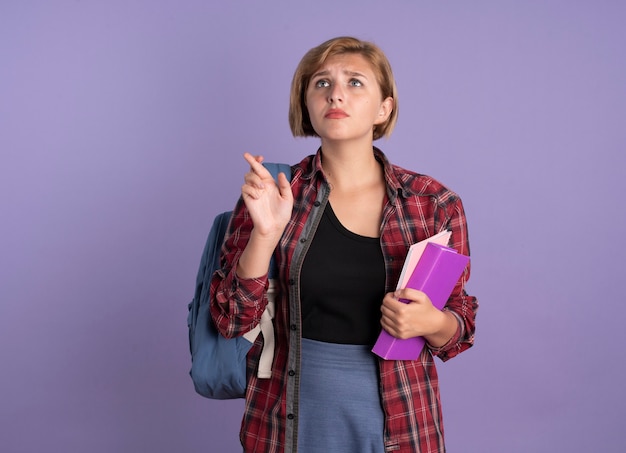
[262,162,291,181]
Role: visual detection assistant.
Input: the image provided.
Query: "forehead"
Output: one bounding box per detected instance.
[312,53,376,77]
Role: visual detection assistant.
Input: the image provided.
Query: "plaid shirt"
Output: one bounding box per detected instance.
[211,147,478,453]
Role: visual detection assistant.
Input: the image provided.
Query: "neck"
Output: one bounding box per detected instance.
[320,143,382,192]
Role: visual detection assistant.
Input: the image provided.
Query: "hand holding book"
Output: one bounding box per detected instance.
[380,287,454,347]
[372,231,470,360]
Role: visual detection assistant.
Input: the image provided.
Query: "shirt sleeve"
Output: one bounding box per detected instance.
[428,195,478,361]
[209,198,270,338]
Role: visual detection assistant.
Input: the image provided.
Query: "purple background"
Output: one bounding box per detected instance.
[1,1,625,452]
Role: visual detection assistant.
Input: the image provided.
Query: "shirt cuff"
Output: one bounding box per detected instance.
[427,309,464,357]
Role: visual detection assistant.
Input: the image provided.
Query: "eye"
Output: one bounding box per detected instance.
[349,78,363,87]
[314,79,330,88]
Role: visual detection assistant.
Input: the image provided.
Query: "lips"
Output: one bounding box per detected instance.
[325,108,348,119]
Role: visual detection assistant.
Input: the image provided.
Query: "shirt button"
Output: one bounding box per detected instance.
[288,370,296,376]
[287,414,295,420]
[290,324,297,331]
[288,278,295,285]
[313,201,321,207]
[299,238,306,243]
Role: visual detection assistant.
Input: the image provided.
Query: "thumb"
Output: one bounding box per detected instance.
[277,172,293,201]
[394,288,426,303]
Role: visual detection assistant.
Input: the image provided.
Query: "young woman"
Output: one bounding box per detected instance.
[210,36,478,453]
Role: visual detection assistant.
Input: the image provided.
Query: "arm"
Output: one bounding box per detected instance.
[236,153,293,278]
[432,195,477,360]
[380,195,477,360]
[209,153,293,338]
[380,292,460,347]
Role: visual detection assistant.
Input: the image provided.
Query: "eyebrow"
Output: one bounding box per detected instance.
[310,69,369,79]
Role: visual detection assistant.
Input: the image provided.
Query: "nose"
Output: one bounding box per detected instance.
[328,84,344,103]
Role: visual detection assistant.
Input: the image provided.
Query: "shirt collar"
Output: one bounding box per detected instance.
[300,146,414,203]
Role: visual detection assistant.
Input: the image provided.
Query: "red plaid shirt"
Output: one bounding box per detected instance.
[211,147,478,453]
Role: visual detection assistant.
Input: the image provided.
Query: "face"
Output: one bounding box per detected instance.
[305,53,393,144]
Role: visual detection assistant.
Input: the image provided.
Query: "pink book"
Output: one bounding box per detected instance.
[396,231,451,289]
[372,241,470,360]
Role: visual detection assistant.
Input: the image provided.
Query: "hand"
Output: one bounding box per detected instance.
[380,288,447,340]
[241,153,294,242]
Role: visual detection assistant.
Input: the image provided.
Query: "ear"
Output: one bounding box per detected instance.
[374,97,394,125]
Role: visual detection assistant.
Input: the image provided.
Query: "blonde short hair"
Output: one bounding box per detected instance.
[288,36,398,140]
